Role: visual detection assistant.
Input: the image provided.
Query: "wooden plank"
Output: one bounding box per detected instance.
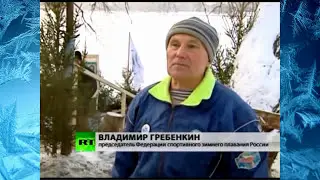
[255,109,280,130]
[74,63,135,98]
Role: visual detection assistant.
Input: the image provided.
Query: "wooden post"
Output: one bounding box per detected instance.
[61,2,74,156]
[121,93,126,129]
[127,32,131,70]
[67,2,76,126]
[71,68,77,126]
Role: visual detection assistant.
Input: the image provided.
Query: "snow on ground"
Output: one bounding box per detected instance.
[40,150,280,178]
[271,154,280,177]
[41,112,116,178]
[41,149,115,178]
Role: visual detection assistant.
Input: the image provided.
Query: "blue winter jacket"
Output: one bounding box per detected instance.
[112,68,268,178]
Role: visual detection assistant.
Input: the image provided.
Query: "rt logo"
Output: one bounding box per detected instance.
[78,139,94,146]
[75,132,96,152]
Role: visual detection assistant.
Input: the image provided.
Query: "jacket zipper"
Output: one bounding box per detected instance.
[157,105,175,177]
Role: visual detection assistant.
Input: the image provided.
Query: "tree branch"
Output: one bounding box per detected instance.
[201,2,210,25]
[209,2,224,15]
[73,3,96,35]
[90,2,112,13]
[124,2,132,24]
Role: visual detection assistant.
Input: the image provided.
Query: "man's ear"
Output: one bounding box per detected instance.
[208,55,212,63]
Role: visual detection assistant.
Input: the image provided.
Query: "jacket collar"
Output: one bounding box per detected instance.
[148,68,216,106]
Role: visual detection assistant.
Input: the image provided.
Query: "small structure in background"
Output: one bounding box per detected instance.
[83,54,101,110]
[99,112,124,132]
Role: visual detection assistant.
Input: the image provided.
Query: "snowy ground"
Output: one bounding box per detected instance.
[41,149,115,178]
[271,154,280,177]
[40,150,280,178]
[41,111,280,178]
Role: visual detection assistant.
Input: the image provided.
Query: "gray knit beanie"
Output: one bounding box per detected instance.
[166,17,219,63]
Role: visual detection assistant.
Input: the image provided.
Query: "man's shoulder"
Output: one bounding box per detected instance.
[137,82,159,96]
[213,82,258,132]
[130,82,160,105]
[212,81,256,117]
[213,81,249,106]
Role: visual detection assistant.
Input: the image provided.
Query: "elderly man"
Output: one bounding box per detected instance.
[112,17,268,178]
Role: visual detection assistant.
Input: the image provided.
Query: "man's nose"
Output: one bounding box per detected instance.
[176,46,187,58]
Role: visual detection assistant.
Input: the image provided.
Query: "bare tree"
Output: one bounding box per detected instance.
[202,2,223,24]
[90,2,113,13]
[73,3,96,35]
[201,2,223,24]
[208,3,224,14]
[71,2,114,39]
[124,2,132,24]
[201,2,211,24]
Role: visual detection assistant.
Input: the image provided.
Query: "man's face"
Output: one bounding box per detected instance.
[167,34,209,81]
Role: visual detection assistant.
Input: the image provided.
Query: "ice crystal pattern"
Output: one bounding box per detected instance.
[281,0,320,179]
[310,7,320,40]
[0,0,40,179]
[290,1,312,38]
